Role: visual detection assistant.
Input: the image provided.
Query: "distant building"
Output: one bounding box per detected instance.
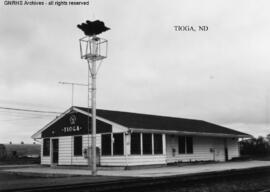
[0,143,40,160]
[32,106,251,167]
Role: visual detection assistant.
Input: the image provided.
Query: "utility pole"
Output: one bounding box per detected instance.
[58,81,88,106]
[78,20,109,175]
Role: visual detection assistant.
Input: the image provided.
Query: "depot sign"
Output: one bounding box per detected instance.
[62,125,82,133]
[41,111,112,137]
[61,114,83,133]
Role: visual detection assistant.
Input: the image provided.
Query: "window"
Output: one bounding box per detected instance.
[43,138,50,156]
[131,133,141,155]
[154,134,163,154]
[186,137,193,154]
[178,136,193,154]
[113,133,124,155]
[74,136,82,156]
[143,133,152,154]
[101,134,111,156]
[178,136,186,154]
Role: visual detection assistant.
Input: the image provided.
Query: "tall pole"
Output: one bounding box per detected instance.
[78,20,110,176]
[91,60,97,175]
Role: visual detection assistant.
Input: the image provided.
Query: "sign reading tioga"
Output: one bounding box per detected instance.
[41,111,112,137]
[61,114,83,133]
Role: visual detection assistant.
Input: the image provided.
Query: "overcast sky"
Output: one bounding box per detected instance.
[0,0,270,143]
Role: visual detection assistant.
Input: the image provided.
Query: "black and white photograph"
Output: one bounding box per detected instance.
[0,0,270,191]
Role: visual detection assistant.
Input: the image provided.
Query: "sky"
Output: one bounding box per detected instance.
[0,0,270,143]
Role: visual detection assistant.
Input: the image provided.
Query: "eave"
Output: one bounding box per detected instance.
[130,128,253,138]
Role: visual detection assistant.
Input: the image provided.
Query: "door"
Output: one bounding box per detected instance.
[96,147,101,166]
[52,139,59,164]
[224,138,228,161]
[224,147,228,161]
[165,135,177,163]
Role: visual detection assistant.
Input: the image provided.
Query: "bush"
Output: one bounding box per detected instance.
[240,136,270,157]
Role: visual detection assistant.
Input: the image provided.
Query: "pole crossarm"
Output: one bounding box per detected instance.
[58,81,88,106]
[59,81,88,87]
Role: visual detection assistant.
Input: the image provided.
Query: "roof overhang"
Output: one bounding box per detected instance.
[32,106,252,139]
[31,107,73,139]
[31,106,128,139]
[130,128,253,138]
[73,107,127,129]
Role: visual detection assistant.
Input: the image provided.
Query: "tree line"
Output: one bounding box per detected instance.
[240,134,270,157]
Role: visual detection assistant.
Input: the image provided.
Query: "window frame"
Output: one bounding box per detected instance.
[113,133,124,156]
[178,136,193,154]
[43,138,50,156]
[101,133,112,156]
[130,133,141,155]
[178,136,186,154]
[73,136,83,156]
[154,134,163,155]
[142,133,153,155]
[186,136,193,154]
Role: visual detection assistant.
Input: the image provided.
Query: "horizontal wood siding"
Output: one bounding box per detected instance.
[70,134,101,165]
[41,138,50,165]
[227,138,239,160]
[41,156,50,165]
[166,135,227,163]
[41,135,240,166]
[112,124,128,133]
[213,138,225,161]
[58,136,72,165]
[40,135,102,166]
[101,155,166,166]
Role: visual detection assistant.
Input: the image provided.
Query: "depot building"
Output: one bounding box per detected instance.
[32,106,251,167]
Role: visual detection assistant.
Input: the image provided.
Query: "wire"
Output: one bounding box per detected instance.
[0,110,57,117]
[0,106,61,114]
[1,116,54,122]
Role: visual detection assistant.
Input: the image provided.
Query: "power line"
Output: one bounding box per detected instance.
[0,110,57,116]
[0,107,61,114]
[1,116,54,122]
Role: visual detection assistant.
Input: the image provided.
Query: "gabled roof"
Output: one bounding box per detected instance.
[31,107,73,139]
[76,106,251,137]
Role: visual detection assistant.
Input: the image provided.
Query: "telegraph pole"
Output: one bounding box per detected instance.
[58,81,88,106]
[78,20,109,175]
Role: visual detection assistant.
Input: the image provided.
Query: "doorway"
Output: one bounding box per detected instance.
[225,147,228,161]
[52,139,59,164]
[224,138,228,161]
